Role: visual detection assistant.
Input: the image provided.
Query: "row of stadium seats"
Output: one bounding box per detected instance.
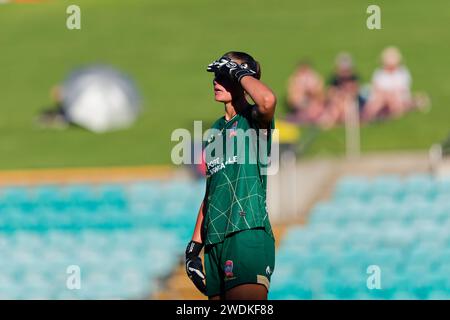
[270,174,450,300]
[334,174,450,201]
[0,229,182,299]
[0,180,204,299]
[0,181,202,195]
[0,210,195,234]
[0,181,204,205]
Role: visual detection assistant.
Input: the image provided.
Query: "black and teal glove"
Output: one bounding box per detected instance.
[185,240,207,295]
[207,56,257,83]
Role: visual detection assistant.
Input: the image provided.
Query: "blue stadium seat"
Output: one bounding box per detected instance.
[5,174,449,300]
[333,176,369,201]
[0,179,200,299]
[62,184,99,212]
[272,174,450,300]
[404,174,436,199]
[428,290,450,300]
[127,181,161,202]
[370,175,403,200]
[32,185,62,205]
[436,178,450,196]
[0,186,30,205]
[97,184,127,209]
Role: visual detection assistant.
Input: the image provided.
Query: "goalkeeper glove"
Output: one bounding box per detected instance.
[207,56,257,83]
[185,240,207,295]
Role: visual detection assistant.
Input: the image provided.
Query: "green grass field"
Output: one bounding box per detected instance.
[0,0,449,169]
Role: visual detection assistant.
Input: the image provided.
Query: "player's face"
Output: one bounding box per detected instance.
[212,73,234,103]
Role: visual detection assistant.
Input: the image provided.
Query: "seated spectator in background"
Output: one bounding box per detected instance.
[363,46,418,121]
[320,52,365,128]
[37,85,68,129]
[286,61,325,125]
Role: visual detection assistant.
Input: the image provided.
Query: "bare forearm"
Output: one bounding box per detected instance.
[191,200,205,243]
[240,76,277,122]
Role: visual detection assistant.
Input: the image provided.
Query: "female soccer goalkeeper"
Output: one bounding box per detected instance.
[185,51,276,300]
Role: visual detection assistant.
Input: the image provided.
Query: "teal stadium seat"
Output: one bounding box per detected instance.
[333,176,369,201]
[436,178,450,195]
[0,186,30,205]
[0,179,200,299]
[370,175,403,200]
[404,174,436,200]
[97,184,127,209]
[272,174,450,299]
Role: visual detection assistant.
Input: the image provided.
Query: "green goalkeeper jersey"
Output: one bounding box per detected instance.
[203,106,274,245]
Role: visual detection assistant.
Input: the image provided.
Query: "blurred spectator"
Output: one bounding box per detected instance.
[362,46,425,121]
[440,132,450,157]
[38,85,68,129]
[286,48,429,129]
[286,61,325,125]
[320,52,365,128]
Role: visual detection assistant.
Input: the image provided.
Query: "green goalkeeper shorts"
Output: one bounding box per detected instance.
[204,227,275,297]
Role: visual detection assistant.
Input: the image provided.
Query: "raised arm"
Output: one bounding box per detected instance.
[240,76,277,127]
[207,56,277,127]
